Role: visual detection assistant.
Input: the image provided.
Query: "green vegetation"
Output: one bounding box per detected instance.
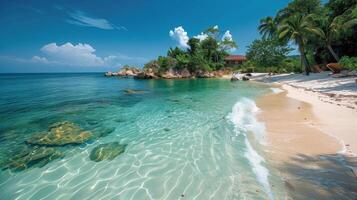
[339,56,357,70]
[143,26,237,74]
[251,0,357,75]
[245,39,292,73]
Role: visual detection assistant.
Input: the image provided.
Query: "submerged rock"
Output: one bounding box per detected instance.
[27,121,92,146]
[123,89,147,94]
[2,147,63,172]
[89,142,127,162]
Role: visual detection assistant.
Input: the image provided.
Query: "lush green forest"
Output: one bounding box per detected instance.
[144,0,356,76]
[246,0,357,74]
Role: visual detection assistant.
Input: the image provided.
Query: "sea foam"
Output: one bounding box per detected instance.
[270,88,284,94]
[228,98,274,200]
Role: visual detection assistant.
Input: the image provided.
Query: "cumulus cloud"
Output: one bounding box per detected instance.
[213,25,219,30]
[29,42,123,67]
[169,26,189,48]
[31,56,49,63]
[222,30,233,41]
[221,30,236,52]
[40,42,107,66]
[194,32,208,41]
[67,10,127,31]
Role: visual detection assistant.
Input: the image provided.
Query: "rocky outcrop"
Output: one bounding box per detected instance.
[105,67,141,77]
[195,70,215,78]
[242,76,250,81]
[231,73,251,81]
[134,68,159,79]
[2,146,63,172]
[89,142,127,162]
[160,68,192,79]
[107,67,233,79]
[27,121,92,146]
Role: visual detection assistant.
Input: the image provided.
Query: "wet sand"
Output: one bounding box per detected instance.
[257,88,357,199]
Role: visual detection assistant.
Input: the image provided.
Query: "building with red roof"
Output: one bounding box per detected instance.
[224,55,247,66]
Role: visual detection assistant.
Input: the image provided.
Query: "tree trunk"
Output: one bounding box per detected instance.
[298,40,310,75]
[327,44,340,62]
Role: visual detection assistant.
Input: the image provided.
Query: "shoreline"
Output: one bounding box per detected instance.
[250,72,357,155]
[256,88,357,199]
[280,84,357,155]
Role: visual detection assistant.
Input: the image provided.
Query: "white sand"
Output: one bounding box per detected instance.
[252,72,357,154]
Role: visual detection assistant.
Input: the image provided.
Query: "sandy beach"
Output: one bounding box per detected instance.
[252,72,357,154]
[252,72,357,199]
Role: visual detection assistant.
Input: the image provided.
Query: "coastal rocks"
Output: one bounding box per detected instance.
[242,76,250,81]
[105,67,141,77]
[196,70,215,78]
[231,73,250,81]
[105,71,114,76]
[118,68,140,76]
[27,121,92,146]
[161,69,177,79]
[160,68,192,79]
[231,76,239,81]
[181,69,191,78]
[89,142,127,162]
[2,147,63,172]
[134,68,159,79]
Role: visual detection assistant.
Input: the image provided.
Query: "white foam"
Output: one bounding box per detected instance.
[228,98,274,200]
[270,88,284,94]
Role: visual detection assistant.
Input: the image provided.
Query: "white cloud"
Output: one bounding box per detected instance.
[32,42,126,67]
[221,30,236,52]
[31,56,49,63]
[213,25,219,30]
[1,43,149,67]
[67,10,127,31]
[194,32,208,41]
[169,26,189,48]
[222,30,233,41]
[40,42,109,66]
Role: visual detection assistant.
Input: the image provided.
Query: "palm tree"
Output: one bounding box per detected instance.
[258,16,277,39]
[309,9,357,62]
[278,15,321,75]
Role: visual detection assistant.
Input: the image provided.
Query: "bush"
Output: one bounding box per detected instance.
[339,56,357,70]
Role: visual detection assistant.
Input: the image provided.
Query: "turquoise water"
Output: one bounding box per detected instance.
[0,73,286,199]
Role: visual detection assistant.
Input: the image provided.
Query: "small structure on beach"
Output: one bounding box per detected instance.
[224,55,247,66]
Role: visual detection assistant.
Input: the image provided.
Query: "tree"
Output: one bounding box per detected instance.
[278,15,321,75]
[276,0,322,22]
[157,56,177,73]
[246,39,292,68]
[258,16,277,39]
[167,47,186,58]
[309,6,357,62]
[187,38,200,55]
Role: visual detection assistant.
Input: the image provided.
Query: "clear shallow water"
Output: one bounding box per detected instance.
[0,73,286,200]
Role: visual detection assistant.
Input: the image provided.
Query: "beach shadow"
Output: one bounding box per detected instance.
[281,153,357,200]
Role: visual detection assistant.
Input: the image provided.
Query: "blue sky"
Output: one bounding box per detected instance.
[0,0,295,73]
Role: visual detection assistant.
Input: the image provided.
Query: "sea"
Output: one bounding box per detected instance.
[0,73,286,200]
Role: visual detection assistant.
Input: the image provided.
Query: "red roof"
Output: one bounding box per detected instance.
[224,55,247,61]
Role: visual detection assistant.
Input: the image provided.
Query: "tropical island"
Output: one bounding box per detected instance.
[106,0,356,80]
[0,0,357,200]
